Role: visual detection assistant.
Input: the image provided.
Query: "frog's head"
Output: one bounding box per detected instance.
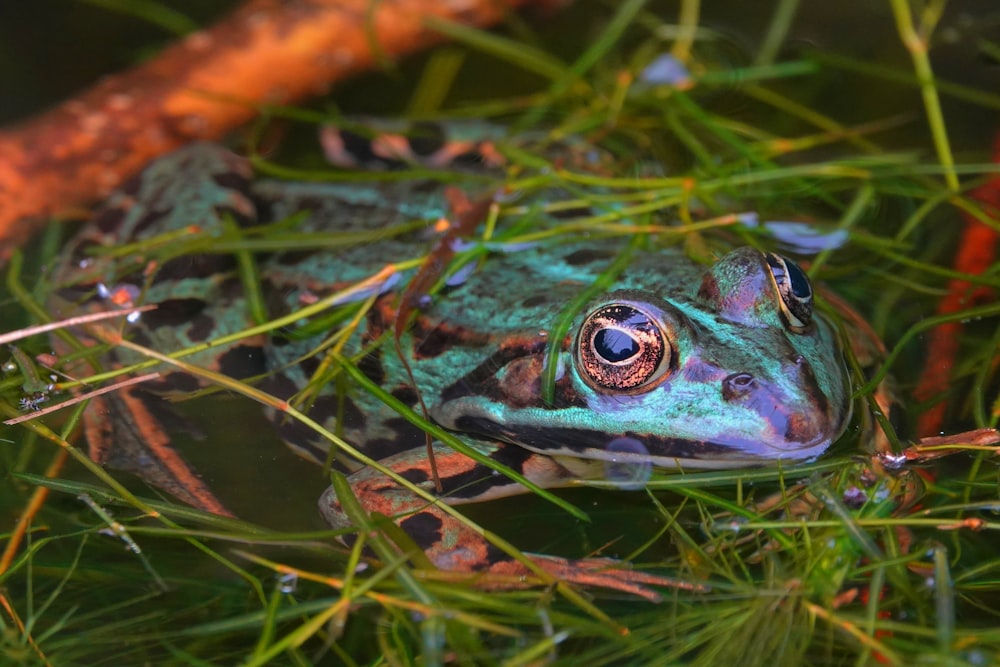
[434,247,852,470]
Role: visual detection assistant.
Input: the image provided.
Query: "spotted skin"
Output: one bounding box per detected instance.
[51,130,854,598]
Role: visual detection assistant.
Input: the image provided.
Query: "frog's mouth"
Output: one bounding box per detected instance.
[453,415,835,469]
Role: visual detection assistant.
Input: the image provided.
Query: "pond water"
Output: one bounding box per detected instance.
[1,2,998,665]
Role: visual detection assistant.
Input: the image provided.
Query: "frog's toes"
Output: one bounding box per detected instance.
[513,554,709,602]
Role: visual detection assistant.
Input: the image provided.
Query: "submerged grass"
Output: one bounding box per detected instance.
[1,1,999,665]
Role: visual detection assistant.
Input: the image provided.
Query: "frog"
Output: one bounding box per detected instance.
[48,126,854,599]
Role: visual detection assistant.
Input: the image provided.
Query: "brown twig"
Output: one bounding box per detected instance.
[3,372,162,426]
[0,448,66,667]
[0,0,564,254]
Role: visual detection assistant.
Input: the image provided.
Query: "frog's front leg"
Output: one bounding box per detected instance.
[319,443,698,601]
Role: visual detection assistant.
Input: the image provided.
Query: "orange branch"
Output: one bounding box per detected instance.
[0,0,564,254]
[915,132,1000,436]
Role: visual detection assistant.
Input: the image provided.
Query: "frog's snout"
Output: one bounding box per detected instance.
[718,356,833,450]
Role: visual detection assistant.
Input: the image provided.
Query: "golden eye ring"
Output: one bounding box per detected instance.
[577,303,672,392]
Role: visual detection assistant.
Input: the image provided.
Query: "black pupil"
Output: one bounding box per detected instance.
[766,254,812,300]
[784,259,811,299]
[594,328,639,362]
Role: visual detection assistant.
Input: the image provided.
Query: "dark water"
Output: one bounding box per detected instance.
[2,2,999,665]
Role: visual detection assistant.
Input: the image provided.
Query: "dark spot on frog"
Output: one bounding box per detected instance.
[129,327,153,349]
[497,356,545,408]
[308,394,366,431]
[338,128,382,166]
[216,344,267,380]
[153,254,237,284]
[297,353,321,380]
[439,349,509,403]
[147,372,200,394]
[399,513,443,551]
[563,248,613,266]
[358,353,385,386]
[93,205,127,235]
[399,467,430,484]
[118,172,145,198]
[216,198,257,228]
[483,542,510,566]
[186,313,215,342]
[260,372,297,400]
[272,250,316,266]
[131,207,171,237]
[446,148,487,168]
[410,178,446,196]
[697,274,721,304]
[550,378,586,410]
[248,193,277,222]
[263,194,327,221]
[142,298,207,329]
[521,294,548,308]
[263,281,294,320]
[391,384,419,407]
[269,333,292,348]
[363,302,391,341]
[361,418,427,462]
[413,329,448,359]
[434,443,533,501]
[408,122,446,157]
[441,344,586,410]
[211,170,251,193]
[413,323,480,359]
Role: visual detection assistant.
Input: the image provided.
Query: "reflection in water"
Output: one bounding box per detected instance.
[603,437,653,491]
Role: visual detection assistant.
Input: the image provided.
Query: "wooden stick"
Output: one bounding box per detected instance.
[0,0,563,253]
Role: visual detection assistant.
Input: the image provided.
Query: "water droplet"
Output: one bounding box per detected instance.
[603,437,652,490]
[278,572,298,594]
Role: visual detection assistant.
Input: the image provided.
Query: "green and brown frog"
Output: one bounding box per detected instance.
[46,126,863,599]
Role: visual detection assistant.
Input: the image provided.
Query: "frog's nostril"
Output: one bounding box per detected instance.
[722,372,755,401]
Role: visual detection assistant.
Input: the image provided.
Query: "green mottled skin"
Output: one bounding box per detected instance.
[269,236,849,469]
[52,140,853,590]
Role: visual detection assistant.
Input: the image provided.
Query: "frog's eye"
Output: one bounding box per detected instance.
[577,304,671,391]
[765,253,813,331]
